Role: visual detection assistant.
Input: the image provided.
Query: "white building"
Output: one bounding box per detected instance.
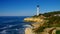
[36,5,40,16]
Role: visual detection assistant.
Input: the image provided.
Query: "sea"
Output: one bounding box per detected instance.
[0,16,31,34]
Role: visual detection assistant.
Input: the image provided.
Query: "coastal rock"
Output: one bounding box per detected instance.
[25,28,33,34]
[24,18,44,22]
[24,17,47,34]
[24,24,35,34]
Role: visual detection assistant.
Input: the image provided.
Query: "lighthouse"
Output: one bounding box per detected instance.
[36,5,40,16]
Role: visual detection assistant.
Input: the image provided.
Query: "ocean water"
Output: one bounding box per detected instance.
[0,16,30,34]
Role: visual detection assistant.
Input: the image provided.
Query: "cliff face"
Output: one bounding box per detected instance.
[24,11,60,34]
[24,17,44,22]
[24,17,46,34]
[24,17,57,34]
[25,27,35,34]
[24,17,45,30]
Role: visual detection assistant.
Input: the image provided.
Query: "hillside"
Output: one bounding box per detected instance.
[42,11,60,27]
[32,11,60,33]
[24,11,60,34]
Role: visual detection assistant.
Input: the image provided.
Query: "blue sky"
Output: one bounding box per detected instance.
[0,0,60,16]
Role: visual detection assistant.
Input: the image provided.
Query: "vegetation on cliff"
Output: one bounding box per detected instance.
[43,11,60,17]
[33,11,60,33]
[24,11,60,34]
[43,11,60,27]
[33,11,60,17]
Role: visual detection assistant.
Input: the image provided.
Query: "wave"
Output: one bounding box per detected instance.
[0,16,29,34]
[23,24,33,28]
[0,25,15,29]
[0,28,25,34]
[0,30,7,34]
[0,24,18,32]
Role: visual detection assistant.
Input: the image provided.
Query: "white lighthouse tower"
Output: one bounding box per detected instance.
[37,5,40,16]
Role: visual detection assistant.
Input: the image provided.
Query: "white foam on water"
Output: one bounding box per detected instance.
[15,29,18,30]
[8,24,17,28]
[23,24,33,29]
[0,26,7,29]
[8,25,15,27]
[0,25,16,29]
[0,30,6,34]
